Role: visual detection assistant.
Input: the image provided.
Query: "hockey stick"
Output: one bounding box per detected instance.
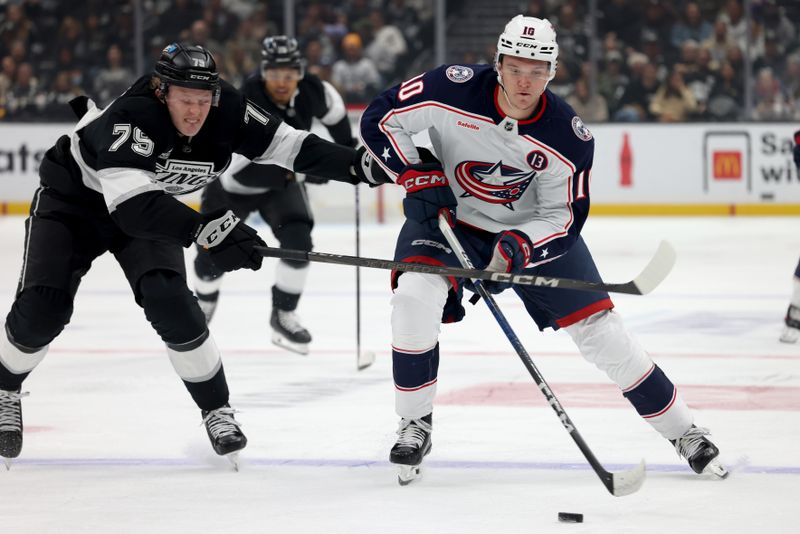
[254,240,675,296]
[354,185,375,370]
[436,212,645,497]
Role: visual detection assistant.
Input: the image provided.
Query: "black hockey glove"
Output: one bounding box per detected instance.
[397,162,457,231]
[194,209,266,272]
[352,146,393,187]
[793,130,800,170]
[482,230,533,294]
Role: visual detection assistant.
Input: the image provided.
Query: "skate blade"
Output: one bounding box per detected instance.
[226,452,241,472]
[779,327,799,344]
[703,459,729,479]
[271,333,310,355]
[357,351,376,371]
[397,464,422,486]
[3,457,12,471]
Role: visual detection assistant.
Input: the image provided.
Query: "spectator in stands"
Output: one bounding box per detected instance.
[684,46,717,119]
[702,20,736,66]
[671,2,712,50]
[304,38,333,81]
[752,68,793,121]
[761,0,796,48]
[597,50,629,116]
[554,4,588,75]
[566,76,609,122]
[93,44,133,107]
[614,60,660,122]
[707,60,744,121]
[41,70,82,121]
[331,32,381,104]
[0,3,37,53]
[154,0,202,41]
[640,0,675,55]
[5,62,43,121]
[0,55,16,112]
[717,0,747,53]
[186,20,224,55]
[650,65,698,122]
[201,0,240,44]
[784,54,800,119]
[83,14,112,72]
[365,10,407,85]
[754,31,786,81]
[599,0,642,49]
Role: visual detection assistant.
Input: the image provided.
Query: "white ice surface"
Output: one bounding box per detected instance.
[0,215,798,534]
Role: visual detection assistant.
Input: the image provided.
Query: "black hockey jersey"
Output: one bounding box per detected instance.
[222,72,354,193]
[57,75,356,245]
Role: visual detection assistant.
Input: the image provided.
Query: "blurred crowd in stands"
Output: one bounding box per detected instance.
[0,0,798,122]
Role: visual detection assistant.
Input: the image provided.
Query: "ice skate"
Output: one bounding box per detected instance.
[270,308,311,355]
[202,404,247,470]
[671,425,728,479]
[779,304,800,343]
[0,389,28,470]
[390,414,432,486]
[196,290,219,324]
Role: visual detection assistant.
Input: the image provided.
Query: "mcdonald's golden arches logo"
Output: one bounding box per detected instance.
[712,151,742,180]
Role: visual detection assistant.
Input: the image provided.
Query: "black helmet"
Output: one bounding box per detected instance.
[154,43,220,104]
[261,35,306,77]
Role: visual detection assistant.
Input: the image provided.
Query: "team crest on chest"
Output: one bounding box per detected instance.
[454,160,536,210]
[446,65,474,83]
[571,116,593,141]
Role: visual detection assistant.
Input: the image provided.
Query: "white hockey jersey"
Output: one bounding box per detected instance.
[359,64,594,265]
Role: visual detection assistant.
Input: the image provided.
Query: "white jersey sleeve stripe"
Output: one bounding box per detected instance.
[97,167,160,210]
[252,121,309,168]
[319,80,347,125]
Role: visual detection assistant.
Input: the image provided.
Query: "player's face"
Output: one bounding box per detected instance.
[264,67,302,105]
[164,85,213,137]
[499,57,550,115]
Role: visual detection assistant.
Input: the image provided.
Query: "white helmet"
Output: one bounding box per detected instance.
[495,15,558,81]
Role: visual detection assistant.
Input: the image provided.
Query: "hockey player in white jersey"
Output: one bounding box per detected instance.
[359,15,726,484]
[781,131,800,343]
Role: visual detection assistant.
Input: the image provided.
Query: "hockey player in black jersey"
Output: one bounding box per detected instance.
[193,36,354,355]
[0,43,373,468]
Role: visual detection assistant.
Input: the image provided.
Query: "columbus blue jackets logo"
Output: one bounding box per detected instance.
[446,65,474,83]
[571,116,593,141]
[453,160,536,210]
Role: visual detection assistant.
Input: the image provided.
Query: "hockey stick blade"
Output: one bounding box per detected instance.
[254,242,675,296]
[606,459,646,496]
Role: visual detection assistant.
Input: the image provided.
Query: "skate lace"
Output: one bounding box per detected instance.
[276,310,306,334]
[674,426,710,460]
[395,417,432,448]
[202,406,242,439]
[0,390,29,432]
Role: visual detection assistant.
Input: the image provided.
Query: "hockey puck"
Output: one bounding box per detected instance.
[558,512,583,523]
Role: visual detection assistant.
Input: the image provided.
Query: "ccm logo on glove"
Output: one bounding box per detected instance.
[398,168,448,192]
[195,210,240,248]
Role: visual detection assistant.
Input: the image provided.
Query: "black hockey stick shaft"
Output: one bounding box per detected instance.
[437,213,644,496]
[355,185,361,361]
[254,240,674,296]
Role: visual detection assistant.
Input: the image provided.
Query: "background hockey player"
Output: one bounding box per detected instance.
[193,36,355,355]
[781,130,800,343]
[0,43,371,467]
[359,15,727,484]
